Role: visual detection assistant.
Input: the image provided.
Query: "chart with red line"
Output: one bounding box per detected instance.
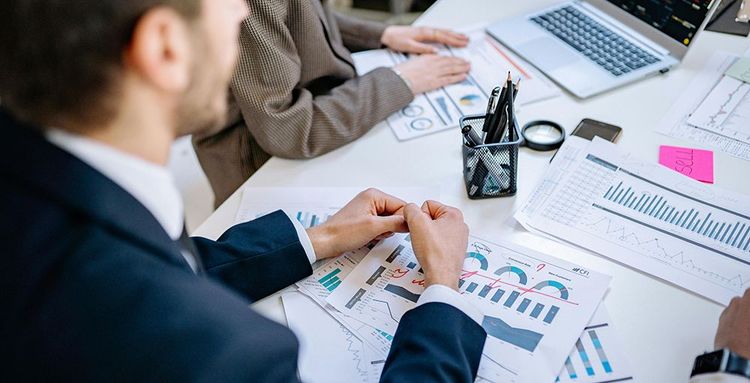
[327,234,610,383]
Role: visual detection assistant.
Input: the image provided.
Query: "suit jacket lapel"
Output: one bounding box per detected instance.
[0,110,191,271]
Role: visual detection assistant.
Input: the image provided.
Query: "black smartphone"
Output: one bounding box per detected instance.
[550,118,622,162]
[571,118,622,142]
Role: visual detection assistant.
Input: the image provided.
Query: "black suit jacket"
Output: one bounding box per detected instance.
[0,110,486,382]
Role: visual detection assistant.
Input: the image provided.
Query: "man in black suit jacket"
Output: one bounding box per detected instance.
[0,0,486,382]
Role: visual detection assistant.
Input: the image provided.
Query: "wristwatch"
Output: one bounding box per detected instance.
[692,349,750,378]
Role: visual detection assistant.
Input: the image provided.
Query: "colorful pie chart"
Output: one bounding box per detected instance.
[459,94,482,106]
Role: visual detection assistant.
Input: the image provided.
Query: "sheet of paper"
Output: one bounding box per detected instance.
[282,292,384,383]
[327,234,611,383]
[556,305,635,383]
[296,245,395,357]
[686,75,750,132]
[352,27,559,141]
[659,145,714,184]
[516,137,750,305]
[235,187,435,225]
[725,57,750,83]
[656,52,750,161]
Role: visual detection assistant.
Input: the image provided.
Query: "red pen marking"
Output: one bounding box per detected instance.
[392,268,409,279]
[485,36,531,79]
[460,269,577,305]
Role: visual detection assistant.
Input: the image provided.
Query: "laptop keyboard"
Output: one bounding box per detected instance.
[530,6,660,76]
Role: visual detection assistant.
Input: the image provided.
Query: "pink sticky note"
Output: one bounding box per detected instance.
[659,145,714,184]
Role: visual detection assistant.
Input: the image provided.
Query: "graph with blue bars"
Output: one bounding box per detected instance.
[604,181,750,252]
[295,211,332,228]
[460,278,566,325]
[318,268,342,292]
[556,322,632,383]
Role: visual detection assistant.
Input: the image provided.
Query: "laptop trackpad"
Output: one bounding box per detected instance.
[518,37,580,71]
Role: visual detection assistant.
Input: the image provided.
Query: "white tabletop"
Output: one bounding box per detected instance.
[194,1,750,381]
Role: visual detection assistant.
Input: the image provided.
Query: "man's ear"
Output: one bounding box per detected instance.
[124,7,193,93]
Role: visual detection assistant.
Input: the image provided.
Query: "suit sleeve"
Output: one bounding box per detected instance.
[333,11,388,51]
[17,228,303,382]
[380,303,487,383]
[192,210,313,302]
[230,2,414,159]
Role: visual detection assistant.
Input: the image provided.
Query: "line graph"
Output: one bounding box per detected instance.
[584,213,749,291]
[688,75,750,145]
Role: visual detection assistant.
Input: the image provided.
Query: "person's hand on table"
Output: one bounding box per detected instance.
[382,26,471,95]
[403,200,469,291]
[715,289,750,359]
[393,55,471,95]
[381,26,469,54]
[306,189,408,261]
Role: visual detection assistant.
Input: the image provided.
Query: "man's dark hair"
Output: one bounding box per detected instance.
[0,0,201,129]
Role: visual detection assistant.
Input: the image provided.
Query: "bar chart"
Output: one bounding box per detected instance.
[603,180,750,252]
[556,307,634,383]
[294,210,332,228]
[318,268,342,292]
[461,279,566,325]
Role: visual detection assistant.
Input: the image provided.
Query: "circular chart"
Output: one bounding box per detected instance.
[409,118,434,131]
[401,105,424,117]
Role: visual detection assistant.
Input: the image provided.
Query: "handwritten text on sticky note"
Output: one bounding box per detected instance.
[659,145,714,184]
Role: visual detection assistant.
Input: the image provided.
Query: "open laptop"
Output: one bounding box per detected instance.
[487,0,716,98]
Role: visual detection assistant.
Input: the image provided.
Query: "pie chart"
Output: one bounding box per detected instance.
[459,94,482,106]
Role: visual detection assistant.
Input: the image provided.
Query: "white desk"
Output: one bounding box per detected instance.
[194,1,750,381]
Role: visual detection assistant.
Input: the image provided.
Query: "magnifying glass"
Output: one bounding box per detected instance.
[521,120,566,151]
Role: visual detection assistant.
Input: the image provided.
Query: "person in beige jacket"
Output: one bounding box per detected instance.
[194,0,472,206]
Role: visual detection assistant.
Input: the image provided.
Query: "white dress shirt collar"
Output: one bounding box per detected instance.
[46,129,184,241]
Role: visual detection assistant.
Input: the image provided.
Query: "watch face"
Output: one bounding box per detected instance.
[692,350,726,377]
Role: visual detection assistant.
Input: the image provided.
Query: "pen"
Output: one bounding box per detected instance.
[507,78,517,141]
[485,74,511,144]
[462,125,482,147]
[481,87,501,142]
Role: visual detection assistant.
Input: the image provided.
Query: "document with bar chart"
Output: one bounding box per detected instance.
[516,137,750,305]
[352,26,559,141]
[296,243,395,357]
[556,305,634,383]
[326,234,610,383]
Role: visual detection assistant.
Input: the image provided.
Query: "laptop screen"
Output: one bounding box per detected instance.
[605,0,713,46]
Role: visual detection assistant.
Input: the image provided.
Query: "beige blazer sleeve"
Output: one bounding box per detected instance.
[333,11,388,51]
[230,1,414,160]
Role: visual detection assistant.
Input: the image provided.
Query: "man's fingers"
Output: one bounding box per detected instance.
[404,203,431,229]
[422,200,448,218]
[374,215,409,234]
[359,188,407,215]
[720,297,740,321]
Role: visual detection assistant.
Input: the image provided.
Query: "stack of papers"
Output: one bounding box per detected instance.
[516,137,750,306]
[236,187,635,382]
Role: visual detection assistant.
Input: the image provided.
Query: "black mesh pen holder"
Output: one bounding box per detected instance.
[460,114,521,199]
